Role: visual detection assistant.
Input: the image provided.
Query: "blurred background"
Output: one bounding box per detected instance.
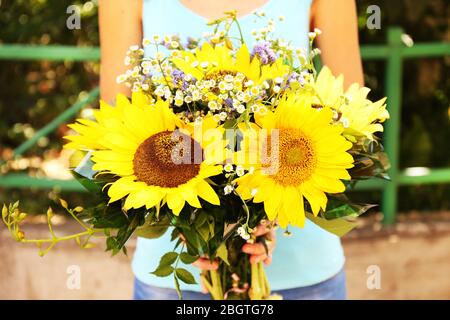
[0,0,449,299]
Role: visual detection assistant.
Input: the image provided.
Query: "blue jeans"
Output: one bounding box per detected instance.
[133,268,346,300]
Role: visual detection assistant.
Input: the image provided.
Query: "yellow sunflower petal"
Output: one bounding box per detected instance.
[167,192,186,215]
[196,180,220,205]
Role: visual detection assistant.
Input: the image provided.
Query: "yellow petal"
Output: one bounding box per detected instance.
[263,184,282,221]
[311,174,346,193]
[124,188,154,209]
[167,192,186,215]
[108,177,138,203]
[301,181,327,216]
[196,180,220,205]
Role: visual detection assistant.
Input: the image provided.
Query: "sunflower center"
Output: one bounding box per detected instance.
[262,128,316,186]
[133,131,202,188]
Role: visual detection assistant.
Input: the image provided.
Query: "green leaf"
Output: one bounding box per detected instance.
[109,213,143,255]
[170,228,180,241]
[323,198,377,220]
[72,171,102,194]
[159,251,179,267]
[215,243,229,266]
[174,237,183,250]
[207,216,215,237]
[306,212,357,237]
[197,225,211,242]
[179,252,198,264]
[322,204,357,219]
[135,224,168,239]
[175,268,197,284]
[151,265,174,277]
[195,216,212,242]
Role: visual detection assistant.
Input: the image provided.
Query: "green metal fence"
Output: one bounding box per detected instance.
[0,27,449,224]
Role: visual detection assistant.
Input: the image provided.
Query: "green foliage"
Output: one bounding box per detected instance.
[356,0,450,211]
[179,252,198,264]
[306,212,357,237]
[175,268,197,284]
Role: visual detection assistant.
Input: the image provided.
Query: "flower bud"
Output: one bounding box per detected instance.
[225,38,233,50]
[47,207,54,220]
[2,204,7,219]
[11,209,19,219]
[59,199,68,209]
[17,230,25,241]
[18,212,27,222]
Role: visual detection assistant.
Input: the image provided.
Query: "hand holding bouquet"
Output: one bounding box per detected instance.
[2,11,389,300]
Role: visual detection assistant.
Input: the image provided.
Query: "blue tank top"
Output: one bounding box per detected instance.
[132,0,345,291]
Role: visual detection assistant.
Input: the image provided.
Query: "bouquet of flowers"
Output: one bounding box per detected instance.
[2,12,389,300]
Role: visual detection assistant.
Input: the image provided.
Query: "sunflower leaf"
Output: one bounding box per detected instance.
[215,243,230,266]
[306,212,357,237]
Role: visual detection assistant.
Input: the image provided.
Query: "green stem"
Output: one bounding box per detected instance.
[250,262,263,300]
[19,229,101,244]
[200,272,214,295]
[259,261,270,298]
[209,269,224,300]
[233,18,245,44]
[66,209,90,231]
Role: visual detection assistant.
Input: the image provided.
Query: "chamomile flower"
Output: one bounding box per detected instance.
[224,163,234,172]
[142,38,151,47]
[236,165,245,177]
[224,185,234,195]
[208,100,219,111]
[236,104,246,114]
[219,112,228,121]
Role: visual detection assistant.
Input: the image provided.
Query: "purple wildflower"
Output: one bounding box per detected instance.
[284,71,306,89]
[171,69,190,90]
[224,98,234,108]
[251,42,277,65]
[171,69,184,83]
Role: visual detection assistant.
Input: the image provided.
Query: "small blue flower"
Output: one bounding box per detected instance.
[251,42,277,65]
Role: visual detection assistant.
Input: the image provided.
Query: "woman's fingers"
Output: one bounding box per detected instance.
[249,252,273,265]
[263,253,272,265]
[192,257,219,271]
[243,225,276,265]
[249,253,266,264]
[242,242,266,255]
[253,224,271,237]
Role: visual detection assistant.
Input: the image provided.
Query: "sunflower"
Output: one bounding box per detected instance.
[171,42,288,85]
[64,92,155,151]
[65,93,225,215]
[234,93,354,228]
[312,66,389,140]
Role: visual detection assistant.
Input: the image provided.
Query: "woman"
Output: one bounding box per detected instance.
[99,0,363,300]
